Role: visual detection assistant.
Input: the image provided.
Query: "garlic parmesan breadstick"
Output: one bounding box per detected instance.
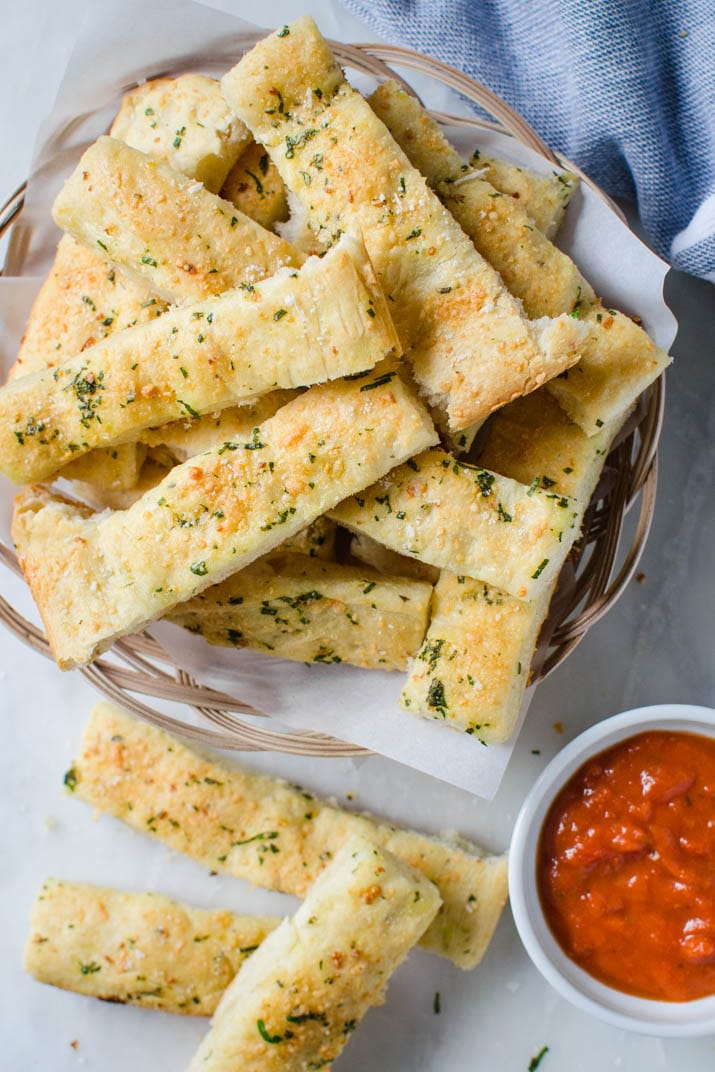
[69,702,508,969]
[13,369,437,669]
[369,81,670,433]
[369,81,587,320]
[546,304,667,434]
[168,552,432,670]
[400,390,628,740]
[0,233,396,484]
[467,149,578,239]
[331,448,578,601]
[221,17,588,432]
[13,75,250,493]
[110,74,251,194]
[400,572,553,742]
[53,137,303,303]
[187,835,440,1072]
[366,87,577,240]
[87,394,298,510]
[25,879,278,1016]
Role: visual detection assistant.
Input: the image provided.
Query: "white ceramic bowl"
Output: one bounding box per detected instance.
[509,703,715,1037]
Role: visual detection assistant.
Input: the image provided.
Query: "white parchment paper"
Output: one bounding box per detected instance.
[0,0,678,798]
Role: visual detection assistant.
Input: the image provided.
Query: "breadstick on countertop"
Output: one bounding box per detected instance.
[67,702,509,970]
[25,879,279,1016]
[221,17,588,432]
[187,835,441,1072]
[0,232,398,484]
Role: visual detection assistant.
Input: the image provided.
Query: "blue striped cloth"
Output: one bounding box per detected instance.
[343,0,715,281]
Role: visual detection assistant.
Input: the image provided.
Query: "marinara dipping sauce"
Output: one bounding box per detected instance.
[537,730,715,1002]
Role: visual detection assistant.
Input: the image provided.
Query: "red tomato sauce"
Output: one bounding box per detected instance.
[537,730,715,1002]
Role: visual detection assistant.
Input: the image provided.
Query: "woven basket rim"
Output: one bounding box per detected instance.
[0,35,665,758]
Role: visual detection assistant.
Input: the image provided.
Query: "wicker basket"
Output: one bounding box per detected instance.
[0,37,664,756]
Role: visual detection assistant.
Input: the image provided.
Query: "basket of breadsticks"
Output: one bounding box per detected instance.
[0,14,672,788]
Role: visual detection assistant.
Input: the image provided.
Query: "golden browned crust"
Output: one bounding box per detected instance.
[25,878,278,1015]
[110,74,251,193]
[12,369,436,669]
[168,552,432,670]
[221,18,588,431]
[187,836,441,1071]
[0,233,399,484]
[52,137,302,303]
[69,702,508,969]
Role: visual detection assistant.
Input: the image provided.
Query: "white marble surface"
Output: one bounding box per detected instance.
[1,2,714,1070]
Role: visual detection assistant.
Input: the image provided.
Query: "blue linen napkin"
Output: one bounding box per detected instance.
[342,0,715,281]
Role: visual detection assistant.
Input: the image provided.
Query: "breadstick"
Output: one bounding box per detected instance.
[0,233,397,484]
[187,836,440,1072]
[68,702,509,969]
[25,878,278,1016]
[53,137,302,303]
[110,74,251,194]
[369,81,587,320]
[467,149,577,239]
[169,552,432,670]
[369,81,670,433]
[139,389,297,462]
[349,531,440,583]
[12,368,437,669]
[400,390,628,739]
[221,17,588,432]
[331,447,578,601]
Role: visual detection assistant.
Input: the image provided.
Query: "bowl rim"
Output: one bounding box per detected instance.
[508,702,715,1037]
